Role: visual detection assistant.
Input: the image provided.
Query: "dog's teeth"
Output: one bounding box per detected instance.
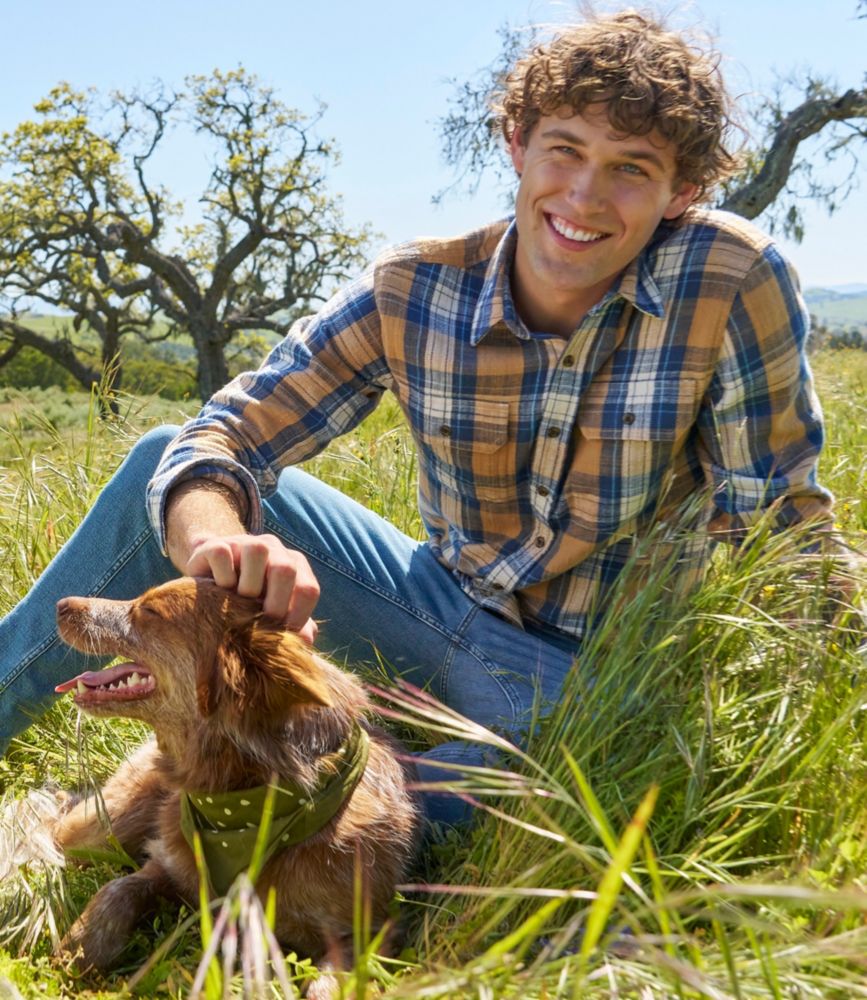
[77,681,86,694]
[130,672,141,687]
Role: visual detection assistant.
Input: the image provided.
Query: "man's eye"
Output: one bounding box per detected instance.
[619,163,648,177]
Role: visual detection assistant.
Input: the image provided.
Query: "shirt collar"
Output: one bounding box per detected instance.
[471,219,530,345]
[611,247,666,318]
[470,217,668,345]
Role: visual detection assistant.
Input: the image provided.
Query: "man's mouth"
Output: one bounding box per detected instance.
[55,663,156,705]
[547,213,610,245]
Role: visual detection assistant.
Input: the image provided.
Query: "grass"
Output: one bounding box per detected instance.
[0,351,864,998]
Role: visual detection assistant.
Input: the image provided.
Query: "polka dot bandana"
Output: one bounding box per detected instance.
[179,722,370,896]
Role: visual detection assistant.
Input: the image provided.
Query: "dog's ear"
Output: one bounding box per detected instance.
[199,620,332,720]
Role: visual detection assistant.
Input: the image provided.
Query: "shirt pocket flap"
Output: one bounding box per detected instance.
[578,378,699,442]
[418,396,510,454]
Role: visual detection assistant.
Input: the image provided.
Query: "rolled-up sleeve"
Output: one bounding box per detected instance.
[697,244,833,542]
[146,269,390,554]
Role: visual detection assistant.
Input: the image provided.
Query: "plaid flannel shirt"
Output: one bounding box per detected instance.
[147,209,832,641]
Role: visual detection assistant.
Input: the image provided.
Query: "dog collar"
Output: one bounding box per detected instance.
[179,722,370,896]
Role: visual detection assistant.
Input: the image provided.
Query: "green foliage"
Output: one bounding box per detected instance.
[0,69,376,402]
[0,344,78,392]
[0,355,864,997]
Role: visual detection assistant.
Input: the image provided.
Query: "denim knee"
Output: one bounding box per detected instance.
[129,424,181,469]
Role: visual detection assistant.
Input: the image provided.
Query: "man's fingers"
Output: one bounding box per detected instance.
[236,539,270,599]
[295,618,319,646]
[185,539,238,589]
[260,560,298,620]
[263,558,320,629]
[184,532,321,630]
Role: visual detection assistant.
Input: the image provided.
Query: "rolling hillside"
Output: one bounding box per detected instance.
[804,285,867,329]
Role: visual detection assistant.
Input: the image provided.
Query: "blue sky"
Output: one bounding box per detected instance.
[2,0,865,289]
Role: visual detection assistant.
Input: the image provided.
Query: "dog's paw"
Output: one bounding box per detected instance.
[304,971,340,1000]
[0,787,70,880]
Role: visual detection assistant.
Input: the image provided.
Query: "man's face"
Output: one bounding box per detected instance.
[509,105,699,335]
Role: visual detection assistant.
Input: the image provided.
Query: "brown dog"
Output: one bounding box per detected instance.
[52,576,420,989]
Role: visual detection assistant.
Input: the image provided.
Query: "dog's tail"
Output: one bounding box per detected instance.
[0,788,67,880]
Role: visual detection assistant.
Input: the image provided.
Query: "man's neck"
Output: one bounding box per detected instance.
[509,261,619,338]
[512,282,610,338]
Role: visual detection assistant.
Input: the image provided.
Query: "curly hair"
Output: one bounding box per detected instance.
[493,9,740,198]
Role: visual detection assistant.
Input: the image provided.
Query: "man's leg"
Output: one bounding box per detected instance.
[0,426,179,748]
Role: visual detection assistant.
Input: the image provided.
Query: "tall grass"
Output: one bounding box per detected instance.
[0,352,864,998]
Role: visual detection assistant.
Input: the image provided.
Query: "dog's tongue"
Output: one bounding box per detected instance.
[55,662,147,694]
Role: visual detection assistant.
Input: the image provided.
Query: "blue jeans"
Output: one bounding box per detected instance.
[0,427,579,824]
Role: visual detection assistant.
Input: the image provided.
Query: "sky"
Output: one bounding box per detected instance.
[1,0,865,290]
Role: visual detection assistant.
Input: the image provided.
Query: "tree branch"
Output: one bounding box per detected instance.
[719,87,867,219]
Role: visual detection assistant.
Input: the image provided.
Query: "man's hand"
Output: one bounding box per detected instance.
[165,480,320,644]
[185,532,320,643]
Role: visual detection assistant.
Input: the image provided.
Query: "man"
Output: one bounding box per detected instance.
[0,12,839,822]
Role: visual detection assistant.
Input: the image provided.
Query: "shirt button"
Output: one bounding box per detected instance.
[536,485,550,497]
[534,536,546,548]
[623,412,636,425]
[546,426,561,438]
[562,355,575,368]
[439,424,452,437]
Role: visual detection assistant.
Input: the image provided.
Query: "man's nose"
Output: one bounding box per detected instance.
[565,166,608,211]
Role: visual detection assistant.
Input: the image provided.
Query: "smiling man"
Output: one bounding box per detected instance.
[0,11,840,823]
[509,108,699,334]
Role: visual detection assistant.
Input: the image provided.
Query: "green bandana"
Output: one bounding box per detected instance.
[179,722,370,896]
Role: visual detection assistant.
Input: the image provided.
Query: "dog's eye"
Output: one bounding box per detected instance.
[136,604,164,620]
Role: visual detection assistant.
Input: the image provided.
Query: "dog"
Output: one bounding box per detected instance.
[50,576,420,991]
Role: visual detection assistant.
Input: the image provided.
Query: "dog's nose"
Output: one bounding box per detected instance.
[56,596,88,621]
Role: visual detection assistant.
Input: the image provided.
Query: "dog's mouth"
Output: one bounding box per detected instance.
[55,662,156,705]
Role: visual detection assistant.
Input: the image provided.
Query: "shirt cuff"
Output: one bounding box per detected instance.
[146,459,263,556]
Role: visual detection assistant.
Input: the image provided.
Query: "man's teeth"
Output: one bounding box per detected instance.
[550,216,607,242]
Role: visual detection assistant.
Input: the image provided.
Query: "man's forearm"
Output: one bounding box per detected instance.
[165,480,246,573]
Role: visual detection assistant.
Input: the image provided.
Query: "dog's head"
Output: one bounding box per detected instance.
[56,577,332,730]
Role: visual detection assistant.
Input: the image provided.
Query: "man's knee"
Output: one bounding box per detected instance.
[129,425,180,466]
[111,425,181,493]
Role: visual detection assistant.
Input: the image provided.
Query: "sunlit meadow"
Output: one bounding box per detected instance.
[0,349,864,998]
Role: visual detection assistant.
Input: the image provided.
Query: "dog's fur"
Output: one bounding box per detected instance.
[51,576,420,985]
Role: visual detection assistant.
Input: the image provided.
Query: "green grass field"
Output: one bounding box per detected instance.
[0,351,864,998]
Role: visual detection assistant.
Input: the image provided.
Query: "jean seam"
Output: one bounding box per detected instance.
[264,515,523,714]
[0,525,155,694]
[441,604,522,719]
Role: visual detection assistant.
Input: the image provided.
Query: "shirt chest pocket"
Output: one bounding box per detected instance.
[577,377,700,443]
[415,396,514,502]
[566,377,701,533]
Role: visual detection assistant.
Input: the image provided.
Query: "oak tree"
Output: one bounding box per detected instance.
[0,70,373,402]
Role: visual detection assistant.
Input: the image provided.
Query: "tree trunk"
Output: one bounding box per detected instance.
[191,324,230,401]
[96,313,123,417]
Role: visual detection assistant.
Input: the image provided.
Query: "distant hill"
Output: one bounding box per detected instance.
[804,285,867,329]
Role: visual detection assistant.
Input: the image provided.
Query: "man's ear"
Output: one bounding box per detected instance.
[509,127,526,177]
[662,180,700,220]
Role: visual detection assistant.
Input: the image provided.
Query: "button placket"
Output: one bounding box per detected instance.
[530,323,599,519]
